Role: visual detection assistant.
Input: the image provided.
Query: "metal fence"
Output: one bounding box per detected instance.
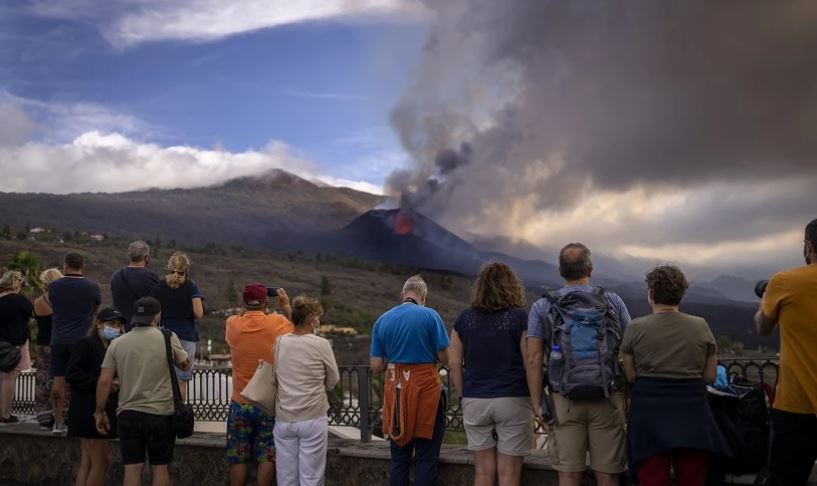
[12,357,779,441]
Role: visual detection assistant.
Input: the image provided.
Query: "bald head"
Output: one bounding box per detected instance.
[559,243,593,281]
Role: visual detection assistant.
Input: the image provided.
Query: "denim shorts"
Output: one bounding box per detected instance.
[175,340,196,381]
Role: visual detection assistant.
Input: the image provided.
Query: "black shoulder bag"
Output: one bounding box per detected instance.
[161,329,195,438]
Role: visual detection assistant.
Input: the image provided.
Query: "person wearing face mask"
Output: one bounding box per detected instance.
[755,218,817,486]
[65,307,125,486]
[273,295,339,486]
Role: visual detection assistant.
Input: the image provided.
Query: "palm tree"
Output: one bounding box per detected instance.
[8,251,42,290]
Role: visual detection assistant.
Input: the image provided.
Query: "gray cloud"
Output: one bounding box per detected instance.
[390,0,817,253]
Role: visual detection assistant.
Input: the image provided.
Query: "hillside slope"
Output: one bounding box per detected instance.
[0,169,380,247]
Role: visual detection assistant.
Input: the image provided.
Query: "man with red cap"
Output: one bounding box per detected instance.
[225,283,294,486]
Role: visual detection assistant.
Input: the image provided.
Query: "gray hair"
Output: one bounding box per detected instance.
[128,240,150,262]
[402,275,428,297]
[0,271,24,292]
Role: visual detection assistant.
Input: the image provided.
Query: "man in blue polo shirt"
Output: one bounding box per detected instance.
[370,275,450,486]
[49,251,101,434]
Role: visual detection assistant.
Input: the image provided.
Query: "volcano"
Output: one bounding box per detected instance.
[335,208,562,287]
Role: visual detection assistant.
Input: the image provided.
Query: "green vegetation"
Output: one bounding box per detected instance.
[0,226,477,356]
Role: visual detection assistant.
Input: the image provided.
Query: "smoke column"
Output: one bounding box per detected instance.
[389,1,817,236]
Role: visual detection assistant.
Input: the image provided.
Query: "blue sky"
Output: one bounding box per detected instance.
[0,1,425,193]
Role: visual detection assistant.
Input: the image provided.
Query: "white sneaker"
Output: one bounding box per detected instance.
[52,422,66,435]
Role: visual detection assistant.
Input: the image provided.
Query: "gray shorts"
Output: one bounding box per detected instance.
[462,396,534,456]
[175,340,196,381]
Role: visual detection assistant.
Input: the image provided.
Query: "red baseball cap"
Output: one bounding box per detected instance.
[243,282,267,307]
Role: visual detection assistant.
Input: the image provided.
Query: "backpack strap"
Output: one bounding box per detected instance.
[592,286,615,397]
[541,291,561,350]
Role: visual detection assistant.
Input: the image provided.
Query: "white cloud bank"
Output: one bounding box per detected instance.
[0,130,383,195]
[29,0,424,48]
[0,96,383,195]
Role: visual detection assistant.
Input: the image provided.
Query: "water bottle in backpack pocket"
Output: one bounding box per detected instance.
[548,344,565,391]
[545,287,622,401]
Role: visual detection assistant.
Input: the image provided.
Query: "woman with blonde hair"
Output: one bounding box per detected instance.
[0,270,33,423]
[449,262,532,486]
[33,267,63,429]
[274,295,339,486]
[149,252,204,402]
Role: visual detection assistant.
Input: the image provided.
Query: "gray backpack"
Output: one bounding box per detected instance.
[544,287,623,400]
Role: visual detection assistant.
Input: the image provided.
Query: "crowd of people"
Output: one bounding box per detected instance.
[0,217,814,486]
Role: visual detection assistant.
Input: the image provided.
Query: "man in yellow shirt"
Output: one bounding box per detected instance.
[756,218,817,486]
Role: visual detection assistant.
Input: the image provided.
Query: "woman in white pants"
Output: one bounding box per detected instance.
[274,295,340,486]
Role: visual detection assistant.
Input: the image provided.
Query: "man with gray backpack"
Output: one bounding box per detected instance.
[526,243,631,486]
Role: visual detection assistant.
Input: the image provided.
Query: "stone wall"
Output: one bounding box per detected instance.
[2,424,813,485]
[0,425,562,486]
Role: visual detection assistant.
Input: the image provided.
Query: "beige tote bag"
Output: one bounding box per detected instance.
[239,335,285,414]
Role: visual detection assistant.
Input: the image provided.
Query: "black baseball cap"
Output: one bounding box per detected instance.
[131,296,162,326]
[97,307,125,324]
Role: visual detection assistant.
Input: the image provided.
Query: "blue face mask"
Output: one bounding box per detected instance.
[101,325,122,341]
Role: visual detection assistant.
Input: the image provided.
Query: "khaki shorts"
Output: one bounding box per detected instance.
[462,397,534,457]
[546,392,626,474]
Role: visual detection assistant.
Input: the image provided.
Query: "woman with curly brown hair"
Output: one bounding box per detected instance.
[449,262,532,486]
[622,265,730,486]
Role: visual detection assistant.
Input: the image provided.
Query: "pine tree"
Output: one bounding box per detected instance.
[320,275,332,296]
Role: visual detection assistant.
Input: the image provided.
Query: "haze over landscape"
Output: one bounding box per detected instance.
[2,1,815,316]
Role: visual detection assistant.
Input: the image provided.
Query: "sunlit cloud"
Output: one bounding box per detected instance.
[29,0,425,48]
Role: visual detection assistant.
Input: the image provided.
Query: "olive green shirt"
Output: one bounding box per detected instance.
[101,326,188,416]
[621,311,717,379]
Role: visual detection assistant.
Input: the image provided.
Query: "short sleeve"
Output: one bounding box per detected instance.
[701,319,717,357]
[762,273,786,322]
[101,342,117,369]
[609,293,632,328]
[170,332,188,365]
[620,323,635,355]
[190,281,205,300]
[370,319,384,358]
[432,312,450,350]
[527,299,549,340]
[452,310,467,342]
[19,294,33,317]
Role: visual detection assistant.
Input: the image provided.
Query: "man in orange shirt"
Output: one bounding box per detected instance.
[756,218,817,486]
[225,283,294,486]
